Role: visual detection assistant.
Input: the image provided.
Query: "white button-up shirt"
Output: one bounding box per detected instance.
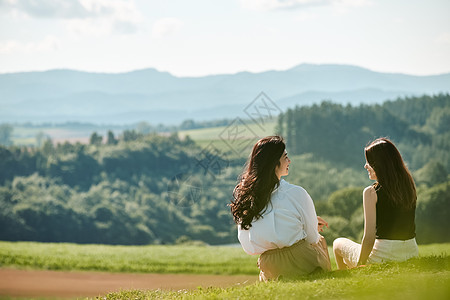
[238,179,320,255]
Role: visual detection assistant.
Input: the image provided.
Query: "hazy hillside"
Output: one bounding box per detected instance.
[1,95,448,245]
[1,64,449,124]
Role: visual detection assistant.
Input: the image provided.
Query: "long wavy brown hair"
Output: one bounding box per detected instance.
[230,136,286,230]
[365,138,416,209]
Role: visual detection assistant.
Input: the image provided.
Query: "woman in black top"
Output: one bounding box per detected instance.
[333,138,419,269]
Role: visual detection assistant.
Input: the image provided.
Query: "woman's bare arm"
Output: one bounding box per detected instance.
[357,186,377,266]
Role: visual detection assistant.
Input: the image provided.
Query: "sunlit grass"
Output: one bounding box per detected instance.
[0,241,448,276]
[100,254,450,299]
[0,241,259,275]
[0,242,449,299]
[178,120,277,141]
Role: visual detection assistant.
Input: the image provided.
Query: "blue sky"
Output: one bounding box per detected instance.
[0,0,449,76]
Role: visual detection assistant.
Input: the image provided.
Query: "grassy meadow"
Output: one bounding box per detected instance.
[10,119,277,147]
[103,256,450,300]
[171,120,279,164]
[11,125,106,145]
[0,241,259,275]
[0,242,449,299]
[178,120,277,141]
[0,241,448,275]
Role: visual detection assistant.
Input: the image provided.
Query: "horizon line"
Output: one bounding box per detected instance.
[1,62,450,78]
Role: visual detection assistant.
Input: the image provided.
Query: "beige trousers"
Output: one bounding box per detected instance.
[258,236,331,281]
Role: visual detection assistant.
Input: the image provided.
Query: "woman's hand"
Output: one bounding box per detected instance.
[317,216,328,232]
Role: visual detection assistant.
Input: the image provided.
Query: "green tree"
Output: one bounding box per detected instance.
[106,131,117,145]
[425,106,450,134]
[414,161,448,187]
[136,122,154,134]
[35,131,46,147]
[1,94,448,246]
[89,132,103,146]
[416,181,450,243]
[0,124,13,146]
[326,187,363,220]
[122,130,143,142]
[275,114,284,136]
[320,215,352,245]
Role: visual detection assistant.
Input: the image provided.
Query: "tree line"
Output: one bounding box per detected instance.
[0,94,448,245]
[277,93,450,171]
[276,93,449,244]
[0,133,243,245]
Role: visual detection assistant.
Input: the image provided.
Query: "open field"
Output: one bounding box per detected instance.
[0,242,449,299]
[9,119,277,147]
[0,241,259,275]
[104,255,450,300]
[178,120,277,142]
[11,125,119,146]
[1,241,448,275]
[178,120,278,160]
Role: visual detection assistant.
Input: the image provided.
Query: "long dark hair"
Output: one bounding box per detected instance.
[230,136,286,230]
[365,138,416,209]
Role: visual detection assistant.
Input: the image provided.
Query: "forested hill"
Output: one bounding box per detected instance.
[277,93,450,170]
[0,94,449,245]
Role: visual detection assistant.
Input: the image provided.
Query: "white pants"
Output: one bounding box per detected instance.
[334,237,419,268]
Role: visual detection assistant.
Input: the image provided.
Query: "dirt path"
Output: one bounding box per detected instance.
[0,269,257,298]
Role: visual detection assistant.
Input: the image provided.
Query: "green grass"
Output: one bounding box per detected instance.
[100,254,450,300]
[178,121,277,142]
[0,241,258,275]
[179,120,277,157]
[0,242,449,299]
[102,258,450,299]
[1,242,449,276]
[11,126,86,146]
[11,120,277,147]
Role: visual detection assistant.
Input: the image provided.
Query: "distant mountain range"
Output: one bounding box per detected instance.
[1,64,449,124]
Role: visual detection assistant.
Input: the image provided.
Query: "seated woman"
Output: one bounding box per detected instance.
[230,136,331,281]
[333,138,419,269]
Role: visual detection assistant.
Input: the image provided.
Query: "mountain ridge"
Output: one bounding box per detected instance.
[1,63,449,124]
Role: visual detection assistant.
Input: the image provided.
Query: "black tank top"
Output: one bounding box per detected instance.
[375,185,416,240]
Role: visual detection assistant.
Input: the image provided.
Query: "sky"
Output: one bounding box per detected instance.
[0,0,449,77]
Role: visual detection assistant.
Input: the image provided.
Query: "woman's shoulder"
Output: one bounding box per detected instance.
[280,180,308,196]
[363,185,376,193]
[363,185,377,202]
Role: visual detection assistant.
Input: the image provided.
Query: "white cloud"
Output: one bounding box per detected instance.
[393,17,405,24]
[0,41,17,54]
[0,35,60,54]
[435,32,450,45]
[0,0,140,19]
[332,0,372,14]
[293,11,317,21]
[65,18,111,36]
[152,18,183,39]
[113,20,138,34]
[80,0,140,22]
[239,0,325,11]
[61,0,141,36]
[239,0,371,11]
[1,0,93,18]
[334,0,371,7]
[1,0,141,35]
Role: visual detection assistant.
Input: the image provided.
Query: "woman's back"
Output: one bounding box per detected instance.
[238,180,319,255]
[375,186,416,240]
[333,138,419,270]
[232,136,331,280]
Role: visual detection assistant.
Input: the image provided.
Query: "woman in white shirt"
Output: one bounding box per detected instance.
[230,136,331,281]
